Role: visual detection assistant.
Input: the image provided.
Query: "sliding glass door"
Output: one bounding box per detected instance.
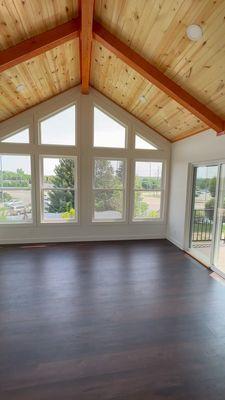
[189,162,225,277]
[214,164,225,275]
[189,165,218,265]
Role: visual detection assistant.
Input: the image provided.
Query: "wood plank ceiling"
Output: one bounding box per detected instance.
[1,0,225,141]
[0,0,80,122]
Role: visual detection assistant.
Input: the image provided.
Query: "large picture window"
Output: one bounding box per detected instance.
[93,158,126,221]
[133,161,163,220]
[0,96,168,232]
[0,155,32,224]
[40,156,77,223]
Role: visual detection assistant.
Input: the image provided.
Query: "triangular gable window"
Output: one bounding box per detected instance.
[94,106,126,148]
[40,105,76,146]
[1,128,29,143]
[135,133,158,150]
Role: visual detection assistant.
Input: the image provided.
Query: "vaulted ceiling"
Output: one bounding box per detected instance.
[0,0,225,142]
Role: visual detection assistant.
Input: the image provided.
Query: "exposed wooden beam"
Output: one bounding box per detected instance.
[93,20,225,134]
[0,18,81,73]
[81,0,95,94]
[77,0,81,16]
[77,0,82,79]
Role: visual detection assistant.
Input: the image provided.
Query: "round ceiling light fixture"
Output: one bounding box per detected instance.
[139,95,147,103]
[186,24,203,41]
[16,83,25,92]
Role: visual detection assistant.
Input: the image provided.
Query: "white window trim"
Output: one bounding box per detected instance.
[130,159,166,223]
[0,126,31,144]
[0,90,80,228]
[184,159,225,259]
[91,157,127,223]
[38,102,77,147]
[0,87,170,242]
[135,132,159,151]
[39,155,78,225]
[0,153,35,226]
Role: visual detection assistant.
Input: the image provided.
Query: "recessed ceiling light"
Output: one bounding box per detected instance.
[186,24,203,41]
[139,95,147,103]
[16,83,25,92]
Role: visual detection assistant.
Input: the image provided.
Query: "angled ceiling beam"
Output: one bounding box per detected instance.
[0,18,80,73]
[81,0,95,94]
[93,21,225,134]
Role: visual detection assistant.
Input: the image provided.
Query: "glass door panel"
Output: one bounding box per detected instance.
[214,164,225,275]
[190,165,218,264]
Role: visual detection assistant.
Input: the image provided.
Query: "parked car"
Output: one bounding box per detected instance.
[8,201,31,216]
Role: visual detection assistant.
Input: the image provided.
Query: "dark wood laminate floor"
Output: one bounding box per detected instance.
[0,239,225,399]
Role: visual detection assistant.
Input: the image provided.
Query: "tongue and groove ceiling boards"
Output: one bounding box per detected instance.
[0,0,225,142]
[0,1,80,122]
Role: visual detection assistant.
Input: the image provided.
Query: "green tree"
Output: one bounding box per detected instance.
[205,197,225,220]
[209,177,216,197]
[134,176,149,217]
[52,159,74,188]
[1,169,31,187]
[95,159,114,189]
[205,198,215,220]
[95,160,122,212]
[196,178,208,191]
[47,159,75,214]
[204,177,217,219]
[115,162,124,181]
[2,192,12,202]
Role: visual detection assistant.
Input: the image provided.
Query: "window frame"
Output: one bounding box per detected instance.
[92,156,127,223]
[0,153,35,226]
[92,104,128,150]
[1,126,31,144]
[135,132,159,151]
[39,155,78,224]
[0,88,169,235]
[38,102,77,147]
[131,159,166,223]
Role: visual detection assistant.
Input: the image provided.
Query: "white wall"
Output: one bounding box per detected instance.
[167,129,225,249]
[0,86,170,244]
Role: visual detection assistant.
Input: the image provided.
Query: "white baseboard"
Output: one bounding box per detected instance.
[0,233,166,245]
[166,235,184,250]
